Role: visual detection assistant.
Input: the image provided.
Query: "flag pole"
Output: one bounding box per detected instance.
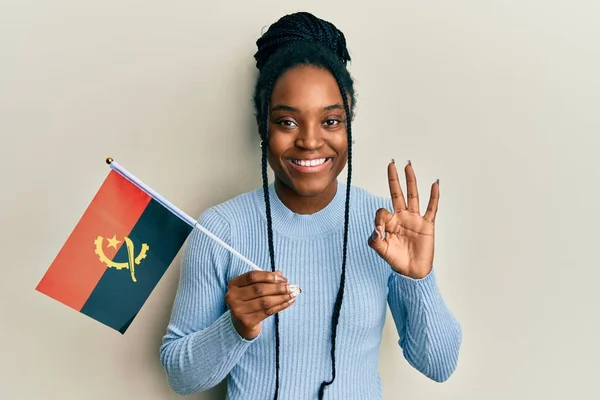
[105,157,263,272]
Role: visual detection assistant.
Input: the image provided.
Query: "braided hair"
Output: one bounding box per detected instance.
[252,12,356,400]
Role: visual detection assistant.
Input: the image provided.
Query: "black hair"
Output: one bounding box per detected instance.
[252,12,356,400]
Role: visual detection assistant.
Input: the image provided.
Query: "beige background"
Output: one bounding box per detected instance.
[1,1,599,399]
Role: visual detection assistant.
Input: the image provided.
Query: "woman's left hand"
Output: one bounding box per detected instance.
[368,160,439,279]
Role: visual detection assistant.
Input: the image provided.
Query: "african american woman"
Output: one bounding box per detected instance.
[160,11,462,400]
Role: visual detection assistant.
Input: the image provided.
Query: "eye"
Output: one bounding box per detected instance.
[323,119,342,127]
[276,119,297,128]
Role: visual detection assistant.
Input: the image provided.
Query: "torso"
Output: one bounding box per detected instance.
[212,182,394,399]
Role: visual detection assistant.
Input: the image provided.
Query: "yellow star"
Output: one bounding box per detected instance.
[106,235,121,249]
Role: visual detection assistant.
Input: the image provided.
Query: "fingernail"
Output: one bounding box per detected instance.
[391,158,395,164]
[370,228,378,241]
[407,160,412,166]
[377,226,385,239]
[436,178,439,184]
[275,275,287,282]
[288,297,297,304]
[289,284,301,297]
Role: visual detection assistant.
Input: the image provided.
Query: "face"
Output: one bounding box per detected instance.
[266,65,349,198]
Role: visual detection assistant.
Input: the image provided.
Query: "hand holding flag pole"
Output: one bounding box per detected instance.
[35,157,299,334]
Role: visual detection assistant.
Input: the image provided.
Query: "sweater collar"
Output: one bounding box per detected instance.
[253,180,348,238]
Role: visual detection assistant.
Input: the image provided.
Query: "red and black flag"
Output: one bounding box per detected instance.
[35,159,194,334]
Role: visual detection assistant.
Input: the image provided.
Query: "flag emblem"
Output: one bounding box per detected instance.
[94,235,149,282]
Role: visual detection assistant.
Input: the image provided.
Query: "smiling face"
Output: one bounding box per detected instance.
[266,64,349,200]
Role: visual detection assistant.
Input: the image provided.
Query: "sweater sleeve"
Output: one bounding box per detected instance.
[387,267,462,382]
[159,207,258,395]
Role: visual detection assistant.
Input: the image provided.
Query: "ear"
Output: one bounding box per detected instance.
[256,130,267,151]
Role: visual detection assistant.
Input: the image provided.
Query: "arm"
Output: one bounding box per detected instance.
[368,160,462,381]
[159,208,257,395]
[387,267,462,382]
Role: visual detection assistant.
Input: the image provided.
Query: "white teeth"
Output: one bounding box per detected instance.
[292,158,327,167]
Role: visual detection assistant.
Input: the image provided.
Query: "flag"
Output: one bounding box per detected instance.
[35,160,194,334]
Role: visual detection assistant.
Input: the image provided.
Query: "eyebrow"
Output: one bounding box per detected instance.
[270,104,342,112]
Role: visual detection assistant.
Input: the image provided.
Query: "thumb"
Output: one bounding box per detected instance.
[368,225,386,253]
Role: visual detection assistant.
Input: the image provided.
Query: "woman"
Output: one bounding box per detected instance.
[160,11,462,400]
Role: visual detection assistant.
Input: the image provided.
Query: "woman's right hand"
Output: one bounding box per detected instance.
[226,270,299,340]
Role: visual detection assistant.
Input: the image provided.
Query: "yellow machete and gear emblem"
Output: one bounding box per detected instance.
[94,235,150,282]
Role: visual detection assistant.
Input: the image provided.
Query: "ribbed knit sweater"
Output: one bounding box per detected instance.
[159,181,462,399]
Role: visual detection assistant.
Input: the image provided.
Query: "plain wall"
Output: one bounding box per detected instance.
[1,1,599,399]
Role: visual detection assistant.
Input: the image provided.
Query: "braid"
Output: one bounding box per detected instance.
[252,12,357,399]
[261,78,276,275]
[318,78,353,400]
[260,76,281,400]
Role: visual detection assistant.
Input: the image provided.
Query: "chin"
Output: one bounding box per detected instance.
[284,177,336,197]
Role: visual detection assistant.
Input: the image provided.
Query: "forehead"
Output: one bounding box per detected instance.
[270,65,342,109]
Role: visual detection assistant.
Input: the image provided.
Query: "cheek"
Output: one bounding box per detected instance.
[332,133,349,158]
[269,142,285,157]
[266,133,292,163]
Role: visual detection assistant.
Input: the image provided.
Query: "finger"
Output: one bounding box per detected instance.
[368,209,392,255]
[246,296,297,322]
[239,293,296,315]
[423,179,440,223]
[388,160,407,213]
[229,270,287,288]
[368,225,389,256]
[405,161,420,213]
[237,281,291,301]
[374,207,393,231]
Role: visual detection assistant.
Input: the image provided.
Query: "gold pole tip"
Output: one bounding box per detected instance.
[106,157,113,164]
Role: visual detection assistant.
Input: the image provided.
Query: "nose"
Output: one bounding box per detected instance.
[294,123,324,150]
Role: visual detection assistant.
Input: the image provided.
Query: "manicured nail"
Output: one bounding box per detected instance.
[289,284,301,297]
[407,160,412,166]
[377,226,385,239]
[370,228,378,241]
[275,274,287,282]
[288,297,297,304]
[436,178,439,184]
[391,158,395,164]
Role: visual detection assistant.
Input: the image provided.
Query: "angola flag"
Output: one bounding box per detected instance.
[35,164,193,334]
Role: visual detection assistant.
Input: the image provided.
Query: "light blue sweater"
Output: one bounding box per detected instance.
[159,181,462,399]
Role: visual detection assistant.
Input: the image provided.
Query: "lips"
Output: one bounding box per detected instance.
[287,157,333,173]
[291,157,328,167]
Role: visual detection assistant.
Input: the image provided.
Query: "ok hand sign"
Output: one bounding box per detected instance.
[368,160,439,279]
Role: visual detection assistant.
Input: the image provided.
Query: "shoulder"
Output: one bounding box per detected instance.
[195,186,263,231]
[184,187,262,261]
[347,183,392,214]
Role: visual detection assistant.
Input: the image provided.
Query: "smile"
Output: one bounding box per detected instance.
[291,158,328,167]
[287,157,332,173]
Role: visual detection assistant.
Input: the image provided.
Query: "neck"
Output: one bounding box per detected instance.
[254,179,346,238]
[274,179,338,215]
